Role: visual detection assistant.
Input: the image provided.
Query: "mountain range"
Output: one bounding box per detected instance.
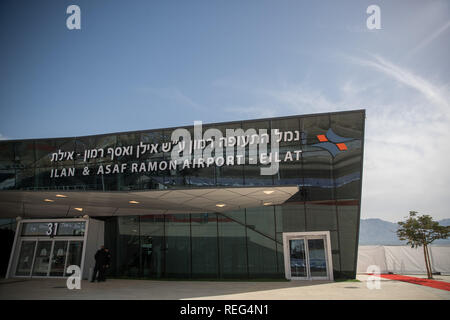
[359,218,450,246]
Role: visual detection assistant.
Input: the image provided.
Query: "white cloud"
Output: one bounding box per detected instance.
[407,20,450,58]
[350,55,449,113]
[0,134,9,140]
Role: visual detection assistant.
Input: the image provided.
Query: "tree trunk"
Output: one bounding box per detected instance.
[425,244,433,279]
[423,245,432,279]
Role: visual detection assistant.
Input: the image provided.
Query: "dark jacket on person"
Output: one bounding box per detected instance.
[94,249,109,266]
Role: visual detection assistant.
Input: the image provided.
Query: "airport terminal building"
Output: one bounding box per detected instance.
[0,109,365,281]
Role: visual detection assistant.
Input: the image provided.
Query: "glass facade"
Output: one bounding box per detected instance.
[0,110,365,279]
[104,209,284,279]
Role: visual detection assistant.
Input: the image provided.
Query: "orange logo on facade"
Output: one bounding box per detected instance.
[312,129,354,157]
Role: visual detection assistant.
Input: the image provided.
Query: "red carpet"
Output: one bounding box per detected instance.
[378,274,450,291]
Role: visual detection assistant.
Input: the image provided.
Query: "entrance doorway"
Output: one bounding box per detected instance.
[15,239,83,277]
[282,232,333,280]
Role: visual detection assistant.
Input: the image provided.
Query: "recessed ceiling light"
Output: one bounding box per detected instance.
[263,202,273,206]
[44,199,54,202]
[74,208,83,212]
[263,190,274,195]
[129,200,139,204]
[216,203,226,208]
[55,194,67,198]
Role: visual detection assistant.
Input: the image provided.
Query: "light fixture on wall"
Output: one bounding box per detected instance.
[55,194,67,198]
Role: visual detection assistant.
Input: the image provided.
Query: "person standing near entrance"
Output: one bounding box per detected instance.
[91,245,110,282]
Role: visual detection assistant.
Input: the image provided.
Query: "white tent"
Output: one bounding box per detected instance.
[357,245,450,275]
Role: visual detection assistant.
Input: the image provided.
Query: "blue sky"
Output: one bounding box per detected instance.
[0,0,449,222]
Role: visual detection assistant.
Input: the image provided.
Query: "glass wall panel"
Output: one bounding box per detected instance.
[280,204,306,233]
[301,114,330,145]
[35,139,75,168]
[138,131,168,189]
[219,209,246,225]
[305,203,337,231]
[15,241,36,276]
[330,111,363,205]
[244,164,273,186]
[216,165,244,187]
[330,112,364,140]
[13,141,36,168]
[191,213,219,278]
[92,163,119,191]
[15,167,35,190]
[334,152,361,200]
[0,169,15,190]
[116,133,139,163]
[218,215,248,278]
[178,166,215,188]
[302,149,334,201]
[66,241,83,275]
[271,118,302,186]
[104,217,118,275]
[274,206,283,243]
[247,229,278,278]
[274,161,302,186]
[118,162,147,191]
[337,204,359,276]
[35,167,68,190]
[0,223,16,277]
[276,242,284,276]
[0,141,14,162]
[330,230,341,276]
[332,252,341,277]
[139,131,166,160]
[245,206,275,238]
[242,120,273,186]
[140,215,164,278]
[74,135,117,166]
[164,214,191,278]
[116,216,140,277]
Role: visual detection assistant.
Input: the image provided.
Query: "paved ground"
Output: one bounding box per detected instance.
[0,275,449,300]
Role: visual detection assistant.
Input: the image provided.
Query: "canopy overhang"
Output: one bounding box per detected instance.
[0,186,299,219]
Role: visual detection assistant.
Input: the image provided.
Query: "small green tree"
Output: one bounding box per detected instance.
[397,211,449,279]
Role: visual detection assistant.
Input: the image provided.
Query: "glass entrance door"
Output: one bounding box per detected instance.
[15,241,36,276]
[307,238,328,278]
[50,241,69,276]
[15,239,83,277]
[32,241,52,276]
[284,233,332,280]
[289,239,307,278]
